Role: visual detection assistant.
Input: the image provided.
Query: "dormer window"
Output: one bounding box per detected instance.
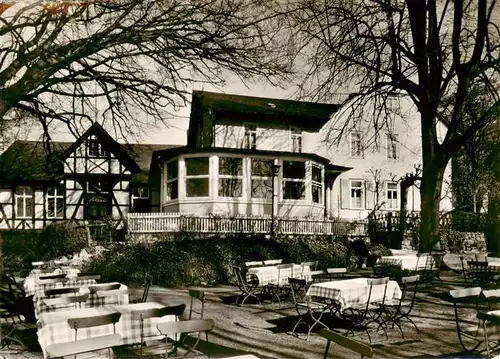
[291,128,302,153]
[87,136,108,157]
[244,124,256,150]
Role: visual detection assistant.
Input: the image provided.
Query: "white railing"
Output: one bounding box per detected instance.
[127,212,366,235]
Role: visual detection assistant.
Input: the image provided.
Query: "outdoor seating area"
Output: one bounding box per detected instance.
[5,250,500,358]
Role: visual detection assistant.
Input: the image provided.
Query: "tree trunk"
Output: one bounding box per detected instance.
[399,184,409,234]
[419,164,446,252]
[486,180,500,254]
[0,232,4,283]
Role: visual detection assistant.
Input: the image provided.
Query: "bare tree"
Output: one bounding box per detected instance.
[0,0,290,144]
[284,0,500,252]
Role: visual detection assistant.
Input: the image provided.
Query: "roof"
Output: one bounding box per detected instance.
[191,90,341,130]
[0,140,179,184]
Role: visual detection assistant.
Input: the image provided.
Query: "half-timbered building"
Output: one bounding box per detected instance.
[0,123,172,229]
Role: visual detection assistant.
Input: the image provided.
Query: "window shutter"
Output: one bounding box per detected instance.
[365,181,374,209]
[340,179,350,209]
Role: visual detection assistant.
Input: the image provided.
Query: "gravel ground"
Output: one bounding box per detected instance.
[0,269,490,359]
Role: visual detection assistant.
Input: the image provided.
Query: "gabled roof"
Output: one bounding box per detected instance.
[62,123,141,174]
[0,141,71,183]
[190,90,341,130]
[0,130,180,184]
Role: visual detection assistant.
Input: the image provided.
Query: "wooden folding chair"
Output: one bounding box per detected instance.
[131,304,186,357]
[39,274,67,280]
[45,287,80,298]
[320,328,373,358]
[449,287,485,352]
[263,259,283,266]
[233,266,262,305]
[245,261,264,268]
[157,319,215,357]
[45,312,122,358]
[131,275,152,304]
[288,278,329,341]
[89,283,121,294]
[76,275,102,281]
[42,293,90,311]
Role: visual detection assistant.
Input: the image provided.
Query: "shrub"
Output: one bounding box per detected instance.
[83,233,359,288]
[37,221,88,260]
[1,229,41,270]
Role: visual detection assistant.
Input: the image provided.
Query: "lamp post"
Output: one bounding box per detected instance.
[270,164,281,236]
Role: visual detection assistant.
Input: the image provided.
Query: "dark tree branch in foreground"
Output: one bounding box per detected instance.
[0,0,291,140]
[284,0,500,251]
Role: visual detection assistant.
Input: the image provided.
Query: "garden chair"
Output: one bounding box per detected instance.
[188,289,208,341]
[42,293,90,311]
[45,312,122,359]
[44,287,80,298]
[157,319,215,357]
[76,274,102,281]
[89,283,121,294]
[343,277,389,343]
[460,256,474,286]
[288,277,329,341]
[327,268,348,280]
[131,304,186,357]
[131,274,152,304]
[320,328,373,359]
[267,263,294,303]
[468,260,500,288]
[232,266,262,305]
[263,259,283,265]
[376,275,420,339]
[449,287,486,352]
[245,261,264,268]
[39,273,67,280]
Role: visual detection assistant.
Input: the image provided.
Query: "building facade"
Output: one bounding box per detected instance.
[0,123,170,229]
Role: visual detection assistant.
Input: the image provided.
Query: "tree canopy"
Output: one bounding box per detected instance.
[0,0,289,141]
[284,0,500,251]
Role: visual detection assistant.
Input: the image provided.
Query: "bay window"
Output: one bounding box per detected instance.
[251,159,273,200]
[185,157,209,197]
[218,157,243,197]
[166,160,178,200]
[312,164,323,204]
[282,161,305,200]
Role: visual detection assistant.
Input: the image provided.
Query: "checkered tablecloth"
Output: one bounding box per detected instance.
[306,277,402,311]
[246,264,311,286]
[378,255,432,270]
[26,278,98,297]
[37,302,176,359]
[34,283,129,317]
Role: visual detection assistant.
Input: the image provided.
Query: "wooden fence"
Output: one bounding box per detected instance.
[127,213,366,236]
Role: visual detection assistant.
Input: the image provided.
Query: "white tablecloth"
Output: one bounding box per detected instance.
[37,302,176,359]
[246,264,310,286]
[378,255,432,270]
[306,277,401,311]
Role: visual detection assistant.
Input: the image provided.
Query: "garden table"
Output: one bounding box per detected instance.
[246,264,310,286]
[37,302,177,359]
[34,283,129,317]
[25,276,98,297]
[306,277,401,312]
[378,255,431,271]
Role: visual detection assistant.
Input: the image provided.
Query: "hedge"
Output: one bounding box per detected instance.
[82,233,372,288]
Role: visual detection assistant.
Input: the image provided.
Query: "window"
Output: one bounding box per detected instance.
[251,159,273,200]
[87,180,110,193]
[218,157,243,198]
[350,132,362,157]
[244,124,257,150]
[282,161,305,200]
[15,186,33,218]
[166,161,178,200]
[291,128,302,153]
[132,186,149,212]
[86,136,108,157]
[185,157,209,197]
[386,182,399,209]
[312,165,323,204]
[47,185,64,218]
[350,180,364,209]
[386,133,398,159]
